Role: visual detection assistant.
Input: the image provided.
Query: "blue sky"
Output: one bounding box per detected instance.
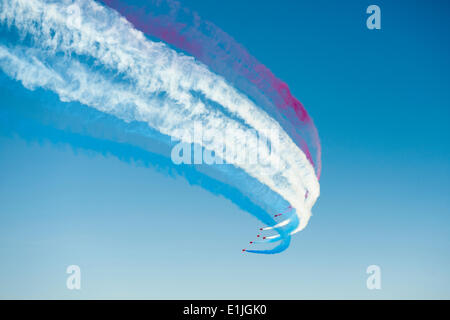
[0,0,449,299]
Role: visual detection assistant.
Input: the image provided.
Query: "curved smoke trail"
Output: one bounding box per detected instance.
[0,0,320,253]
[100,0,322,179]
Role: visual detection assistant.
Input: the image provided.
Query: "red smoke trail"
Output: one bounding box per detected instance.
[100,0,321,178]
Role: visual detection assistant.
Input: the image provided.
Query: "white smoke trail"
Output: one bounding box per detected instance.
[0,0,319,235]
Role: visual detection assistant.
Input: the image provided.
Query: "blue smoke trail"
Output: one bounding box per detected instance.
[0,0,320,253]
[0,72,292,254]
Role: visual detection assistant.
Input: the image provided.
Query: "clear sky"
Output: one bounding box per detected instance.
[0,0,449,299]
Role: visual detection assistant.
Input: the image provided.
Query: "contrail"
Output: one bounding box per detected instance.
[0,0,320,253]
[100,0,322,180]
